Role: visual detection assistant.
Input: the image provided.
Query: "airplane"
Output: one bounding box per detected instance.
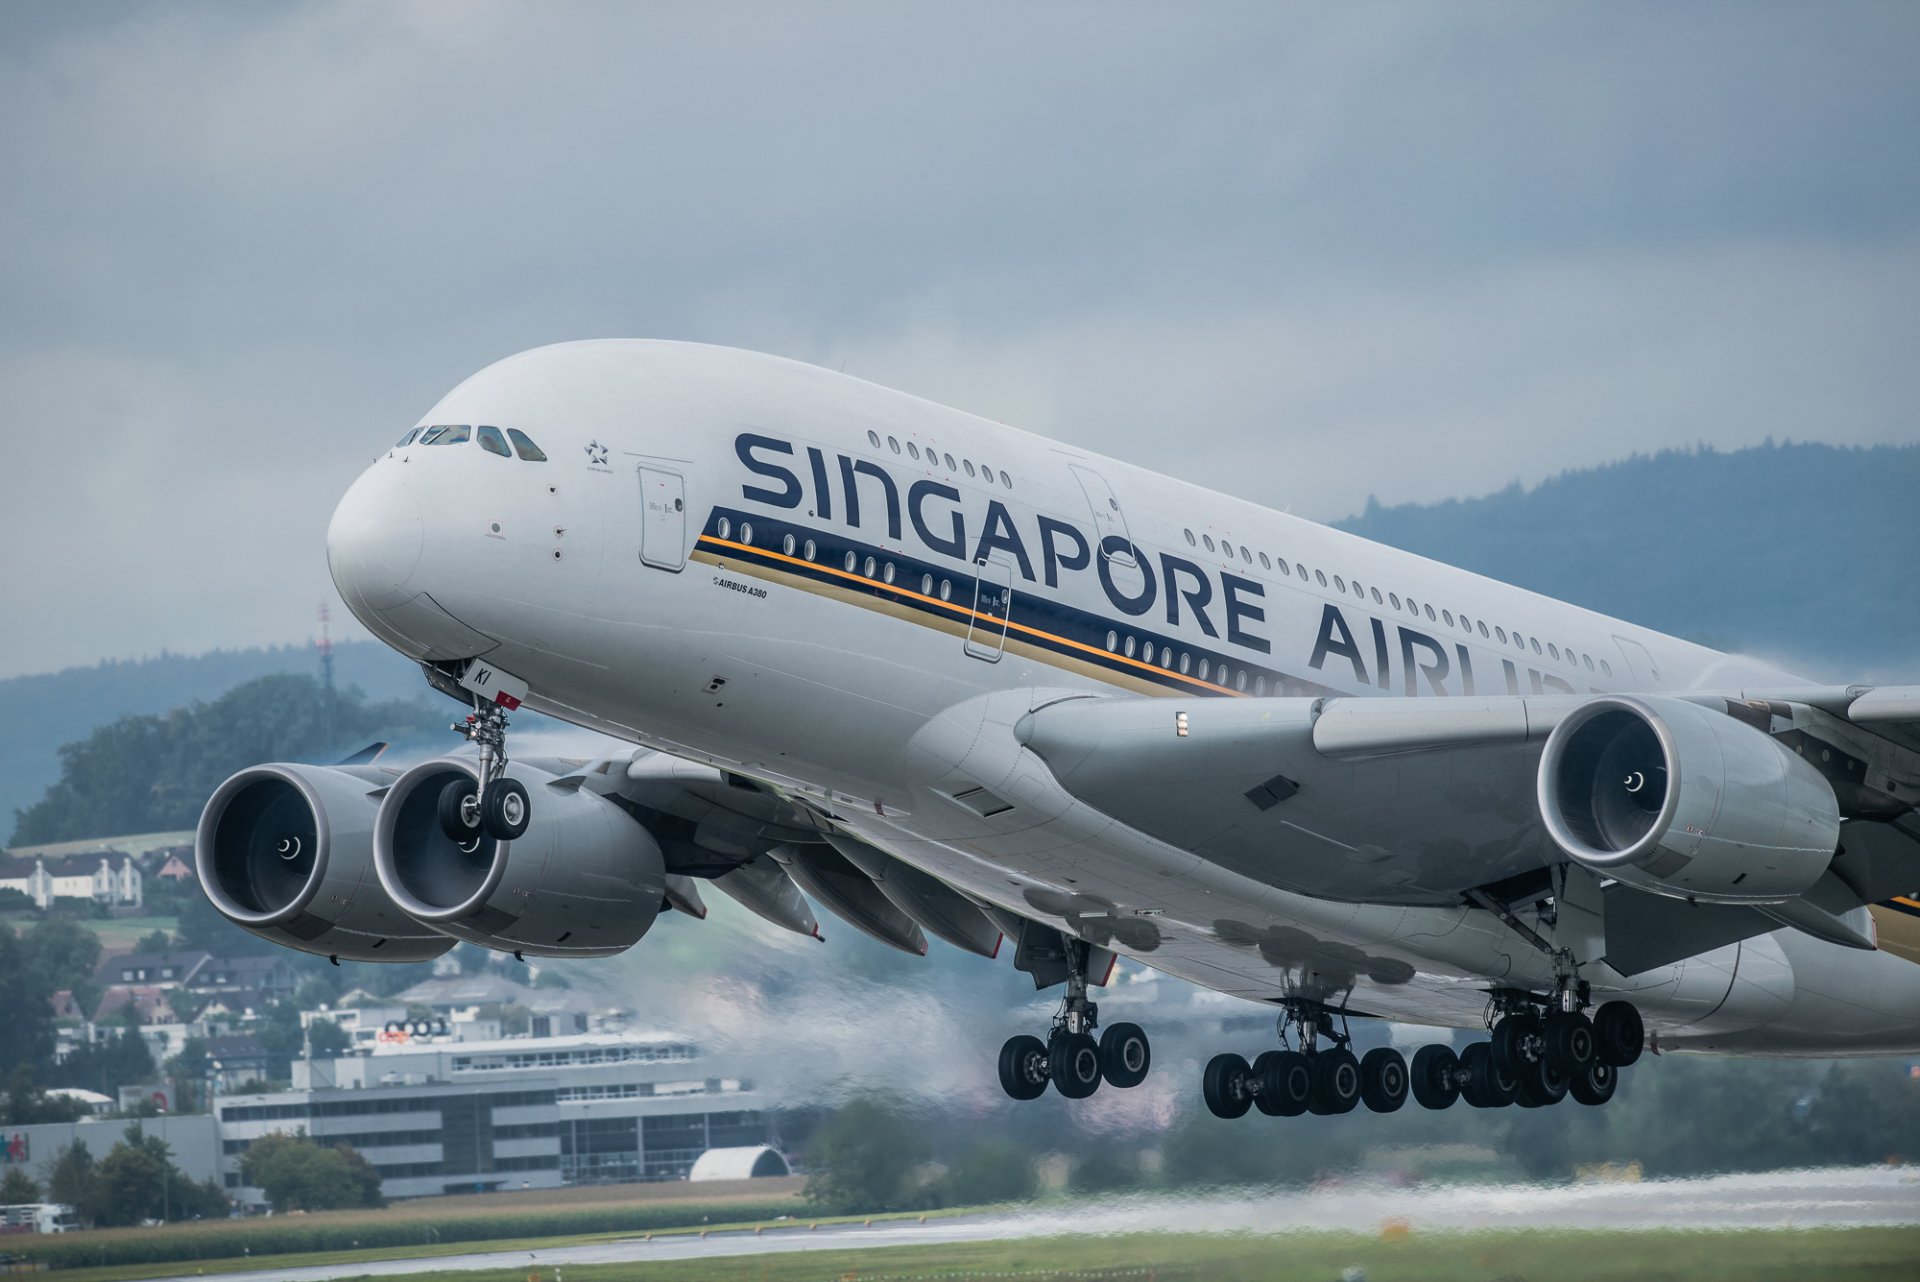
[197,339,1920,1120]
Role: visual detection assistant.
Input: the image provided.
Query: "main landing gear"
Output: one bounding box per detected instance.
[1202,1001,1408,1120]
[997,940,1153,1101]
[438,700,531,844]
[1407,995,1644,1112]
[1200,996,1645,1119]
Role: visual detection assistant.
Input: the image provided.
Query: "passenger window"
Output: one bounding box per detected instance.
[1442,609,1454,627]
[1315,570,1327,587]
[1389,593,1401,610]
[1000,470,1012,488]
[782,534,796,556]
[1198,659,1211,680]
[1548,643,1559,661]
[1478,621,1489,638]
[1530,637,1542,654]
[863,556,877,578]
[1279,560,1292,577]
[944,453,956,471]
[1235,670,1247,692]
[1371,587,1383,604]
[1259,552,1271,569]
[882,562,896,584]
[1160,648,1173,669]
[1185,529,1198,546]
[1204,535,1216,552]
[1254,676,1267,696]
[939,580,952,601]
[964,460,976,478]
[907,442,921,461]
[1242,547,1252,564]
[844,551,857,572]
[1424,605,1436,622]
[1124,635,1136,658]
[1583,654,1595,671]
[1179,652,1191,674]
[1106,630,1119,652]
[921,573,933,595]
[1600,659,1612,677]
[868,430,881,448]
[981,463,994,484]
[1495,627,1507,644]
[1352,581,1364,598]
[505,429,548,462]
[888,437,901,454]
[804,539,817,561]
[739,523,753,545]
[717,517,732,540]
[1295,563,1307,581]
[1333,575,1346,592]
[395,427,421,447]
[1406,598,1418,614]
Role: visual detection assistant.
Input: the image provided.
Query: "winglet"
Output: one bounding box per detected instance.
[336,742,388,767]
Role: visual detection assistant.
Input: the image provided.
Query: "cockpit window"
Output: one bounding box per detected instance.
[395,427,421,447]
[425,424,471,446]
[477,425,511,458]
[506,429,548,462]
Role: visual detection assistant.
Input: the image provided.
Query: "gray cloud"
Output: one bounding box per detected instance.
[3,1,1917,677]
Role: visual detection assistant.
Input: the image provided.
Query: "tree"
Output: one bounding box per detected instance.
[45,1141,97,1224]
[2,1066,88,1125]
[801,1095,931,1214]
[307,1018,350,1057]
[239,1132,384,1211]
[0,928,54,1074]
[52,1028,157,1097]
[941,1138,1036,1205]
[134,929,174,954]
[91,1124,221,1225]
[0,1167,39,1203]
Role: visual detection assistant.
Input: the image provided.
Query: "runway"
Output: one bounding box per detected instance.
[139,1166,1920,1282]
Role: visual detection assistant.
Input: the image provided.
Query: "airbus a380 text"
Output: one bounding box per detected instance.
[199,340,1920,1119]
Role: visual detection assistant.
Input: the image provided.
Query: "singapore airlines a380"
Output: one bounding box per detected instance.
[198,339,1920,1121]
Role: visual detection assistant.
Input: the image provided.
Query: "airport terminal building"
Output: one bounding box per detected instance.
[216,1030,776,1203]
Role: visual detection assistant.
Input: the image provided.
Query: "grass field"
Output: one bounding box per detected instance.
[327,1227,1920,1282]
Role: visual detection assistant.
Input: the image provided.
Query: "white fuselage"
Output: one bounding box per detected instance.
[326,340,1920,1054]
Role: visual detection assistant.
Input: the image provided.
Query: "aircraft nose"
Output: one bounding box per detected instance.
[327,464,424,612]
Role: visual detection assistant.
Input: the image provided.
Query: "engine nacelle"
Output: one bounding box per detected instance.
[1537,695,1840,904]
[373,758,666,957]
[196,764,457,963]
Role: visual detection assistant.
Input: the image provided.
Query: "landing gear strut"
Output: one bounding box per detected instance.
[996,938,1152,1100]
[440,700,530,843]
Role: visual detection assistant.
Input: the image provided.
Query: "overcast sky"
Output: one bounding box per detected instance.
[3,2,1917,680]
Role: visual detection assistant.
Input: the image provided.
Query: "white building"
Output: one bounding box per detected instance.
[0,851,142,911]
[215,1029,776,1204]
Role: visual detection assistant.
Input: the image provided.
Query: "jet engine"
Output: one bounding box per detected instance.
[196,764,456,962]
[1537,695,1840,904]
[373,757,666,957]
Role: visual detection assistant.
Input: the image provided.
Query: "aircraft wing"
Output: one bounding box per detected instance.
[1012,685,1920,974]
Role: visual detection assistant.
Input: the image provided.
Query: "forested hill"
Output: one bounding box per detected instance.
[1333,441,1920,682]
[0,641,426,836]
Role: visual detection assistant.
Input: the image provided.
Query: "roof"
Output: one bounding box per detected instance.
[4,830,195,859]
[95,951,212,984]
[36,851,136,877]
[390,973,571,1010]
[689,1146,789,1181]
[203,1034,270,1060]
[371,1028,686,1056]
[191,955,296,987]
[93,986,177,1023]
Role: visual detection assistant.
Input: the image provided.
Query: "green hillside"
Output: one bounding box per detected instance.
[1333,441,1920,682]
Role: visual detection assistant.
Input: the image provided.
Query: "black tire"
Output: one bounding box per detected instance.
[1203,1052,1253,1119]
[1462,1042,1516,1108]
[1569,1060,1619,1107]
[1515,1056,1569,1108]
[1259,1050,1313,1118]
[1099,1022,1151,1089]
[1594,1001,1644,1067]
[438,778,481,843]
[1490,1013,1541,1078]
[1249,1051,1286,1117]
[997,1035,1049,1101]
[1360,1047,1409,1113]
[1410,1044,1460,1110]
[1050,1031,1103,1099]
[1545,1010,1596,1076]
[482,778,532,841]
[1308,1048,1362,1116]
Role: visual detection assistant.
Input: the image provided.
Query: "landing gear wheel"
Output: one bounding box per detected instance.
[1594,1001,1644,1067]
[1545,1010,1596,1077]
[1490,1013,1541,1078]
[1256,1050,1313,1117]
[482,778,531,841]
[437,779,481,844]
[1308,1048,1362,1115]
[1360,1047,1409,1113]
[1099,1023,1151,1089]
[1461,1042,1516,1108]
[1569,1060,1619,1106]
[1203,1052,1254,1119]
[1410,1044,1460,1111]
[997,1035,1049,1101]
[1515,1056,1569,1108]
[1049,1031,1103,1099]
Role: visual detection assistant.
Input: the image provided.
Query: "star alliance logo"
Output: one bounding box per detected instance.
[585,439,609,466]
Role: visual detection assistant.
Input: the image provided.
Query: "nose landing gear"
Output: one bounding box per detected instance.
[441,699,530,842]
